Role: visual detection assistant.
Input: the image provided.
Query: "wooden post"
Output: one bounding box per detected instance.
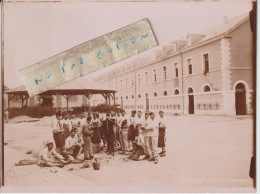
[8,94,10,110]
[108,94,111,105]
[113,92,116,105]
[66,95,69,111]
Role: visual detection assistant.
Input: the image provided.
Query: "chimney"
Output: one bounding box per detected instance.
[223,16,229,24]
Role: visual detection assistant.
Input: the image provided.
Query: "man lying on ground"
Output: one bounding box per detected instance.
[37,141,67,168]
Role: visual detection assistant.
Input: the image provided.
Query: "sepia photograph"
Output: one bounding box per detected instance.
[1,0,256,193]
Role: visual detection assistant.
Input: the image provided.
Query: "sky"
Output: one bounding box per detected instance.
[3,0,253,88]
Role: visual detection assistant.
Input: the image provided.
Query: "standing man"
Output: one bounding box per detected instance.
[135,111,143,126]
[158,111,166,157]
[119,110,129,154]
[82,117,94,160]
[62,112,71,146]
[52,111,64,154]
[128,110,137,151]
[102,113,115,156]
[146,112,158,164]
[142,112,150,159]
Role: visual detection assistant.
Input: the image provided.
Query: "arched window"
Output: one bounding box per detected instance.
[154,92,157,97]
[187,87,193,94]
[131,95,134,99]
[235,83,246,90]
[163,90,168,96]
[120,96,123,100]
[174,89,180,95]
[138,94,141,98]
[203,85,211,92]
[145,93,149,98]
[126,96,128,99]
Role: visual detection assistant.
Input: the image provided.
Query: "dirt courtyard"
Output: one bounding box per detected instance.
[2,114,255,193]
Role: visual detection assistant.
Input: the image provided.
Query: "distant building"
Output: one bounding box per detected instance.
[90,14,254,115]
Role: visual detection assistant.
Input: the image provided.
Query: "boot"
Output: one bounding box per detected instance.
[154,157,158,164]
[160,152,166,157]
[148,156,155,161]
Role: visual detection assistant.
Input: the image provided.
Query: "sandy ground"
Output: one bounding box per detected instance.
[1,114,256,193]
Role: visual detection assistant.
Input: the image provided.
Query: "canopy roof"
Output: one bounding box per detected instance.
[5,77,116,96]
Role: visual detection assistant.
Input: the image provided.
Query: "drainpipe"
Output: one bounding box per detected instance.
[180,50,185,114]
[134,68,137,110]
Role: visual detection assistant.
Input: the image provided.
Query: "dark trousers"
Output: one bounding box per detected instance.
[106,133,115,153]
[53,132,63,153]
[129,145,145,160]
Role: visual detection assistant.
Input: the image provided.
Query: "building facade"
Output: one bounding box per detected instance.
[90,14,254,115]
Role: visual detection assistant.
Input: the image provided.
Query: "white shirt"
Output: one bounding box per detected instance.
[141,118,150,136]
[159,117,166,128]
[51,119,63,133]
[135,134,145,147]
[37,147,64,164]
[146,118,158,137]
[64,136,80,150]
[135,116,144,127]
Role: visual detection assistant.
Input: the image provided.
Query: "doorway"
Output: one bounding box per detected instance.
[188,87,194,114]
[235,83,246,115]
[41,95,53,107]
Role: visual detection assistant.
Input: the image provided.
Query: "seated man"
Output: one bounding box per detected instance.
[63,129,83,161]
[37,141,67,168]
[128,124,145,161]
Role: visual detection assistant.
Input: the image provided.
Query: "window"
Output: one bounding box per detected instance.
[138,74,141,86]
[131,95,134,99]
[120,80,122,89]
[187,59,192,75]
[163,90,168,96]
[145,72,148,83]
[154,92,157,97]
[131,76,134,86]
[163,66,167,80]
[174,63,179,77]
[126,96,128,99]
[203,85,211,92]
[138,94,141,98]
[145,93,149,98]
[174,89,180,95]
[153,69,157,82]
[203,53,209,74]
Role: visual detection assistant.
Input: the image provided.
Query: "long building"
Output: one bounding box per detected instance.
[89,13,254,115]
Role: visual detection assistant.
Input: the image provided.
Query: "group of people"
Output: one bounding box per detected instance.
[37,109,167,167]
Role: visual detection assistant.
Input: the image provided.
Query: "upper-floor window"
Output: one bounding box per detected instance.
[163,66,167,80]
[203,53,209,74]
[120,80,122,89]
[187,59,192,75]
[153,69,157,82]
[174,63,179,77]
[145,72,148,83]
[131,76,134,87]
[138,74,141,86]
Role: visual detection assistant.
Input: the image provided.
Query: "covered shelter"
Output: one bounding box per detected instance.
[5,78,116,110]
